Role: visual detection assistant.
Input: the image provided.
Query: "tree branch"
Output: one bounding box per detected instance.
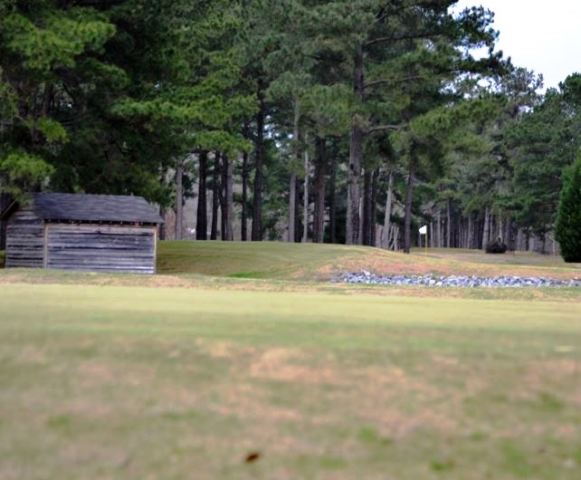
[365,32,442,48]
[364,75,426,89]
[367,125,401,134]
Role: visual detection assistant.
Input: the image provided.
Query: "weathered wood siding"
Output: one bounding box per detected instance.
[5,208,45,268]
[46,224,157,274]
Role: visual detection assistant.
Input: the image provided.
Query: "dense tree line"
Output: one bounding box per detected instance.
[1,0,579,254]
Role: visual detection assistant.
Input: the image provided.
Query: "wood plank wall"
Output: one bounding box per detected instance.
[45,224,157,274]
[5,208,45,268]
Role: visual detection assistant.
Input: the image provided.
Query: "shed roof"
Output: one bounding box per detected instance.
[1,193,163,224]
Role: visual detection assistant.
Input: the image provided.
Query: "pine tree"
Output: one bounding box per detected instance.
[555,153,581,262]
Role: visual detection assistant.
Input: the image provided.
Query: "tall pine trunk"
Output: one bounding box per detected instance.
[467,214,474,249]
[295,179,303,243]
[241,122,250,241]
[347,44,365,245]
[241,149,249,241]
[159,206,166,241]
[251,88,266,241]
[436,209,442,248]
[302,137,310,243]
[482,207,491,250]
[371,169,378,246]
[0,193,12,250]
[381,171,393,249]
[175,161,183,240]
[210,152,220,240]
[403,153,417,254]
[362,169,372,246]
[313,137,327,243]
[288,100,300,242]
[196,151,208,240]
[446,199,452,248]
[328,149,337,244]
[221,154,233,241]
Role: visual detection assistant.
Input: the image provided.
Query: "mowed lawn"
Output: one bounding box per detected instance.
[156,241,581,280]
[1,282,580,479]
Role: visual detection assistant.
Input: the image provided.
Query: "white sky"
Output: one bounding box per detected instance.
[454,0,581,89]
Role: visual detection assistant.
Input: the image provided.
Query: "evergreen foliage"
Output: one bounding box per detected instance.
[555,153,581,262]
[0,1,578,252]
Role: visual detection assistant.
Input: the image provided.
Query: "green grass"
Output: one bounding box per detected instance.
[1,283,580,479]
[156,240,372,278]
[156,241,581,280]
[1,242,580,478]
[3,241,581,280]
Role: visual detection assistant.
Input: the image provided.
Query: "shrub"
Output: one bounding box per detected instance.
[485,239,508,254]
[555,154,581,263]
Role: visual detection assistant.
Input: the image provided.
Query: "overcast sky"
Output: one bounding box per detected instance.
[454,0,581,89]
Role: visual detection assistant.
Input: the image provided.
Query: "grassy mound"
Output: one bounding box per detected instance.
[157,241,581,280]
[156,241,372,279]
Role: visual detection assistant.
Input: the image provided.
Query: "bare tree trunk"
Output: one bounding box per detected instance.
[362,169,373,246]
[241,124,250,241]
[251,87,266,241]
[288,101,300,242]
[516,228,523,251]
[467,214,474,249]
[347,43,365,245]
[221,154,233,241]
[371,169,378,246]
[196,151,208,240]
[288,174,297,243]
[358,193,364,243]
[210,153,220,240]
[302,136,310,243]
[446,199,451,248]
[482,207,490,250]
[328,148,337,244]
[295,179,303,242]
[313,137,327,243]
[159,206,166,241]
[175,160,184,240]
[392,224,400,251]
[403,152,417,254]
[436,209,442,248]
[0,193,11,250]
[381,171,393,249]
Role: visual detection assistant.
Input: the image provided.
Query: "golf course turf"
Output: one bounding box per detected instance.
[0,242,580,479]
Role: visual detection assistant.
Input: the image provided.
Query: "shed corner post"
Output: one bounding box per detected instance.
[153,225,159,275]
[43,223,49,269]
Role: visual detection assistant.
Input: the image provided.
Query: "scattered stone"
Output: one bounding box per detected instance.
[337,272,581,289]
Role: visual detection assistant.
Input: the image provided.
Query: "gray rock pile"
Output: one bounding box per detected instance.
[338,271,581,288]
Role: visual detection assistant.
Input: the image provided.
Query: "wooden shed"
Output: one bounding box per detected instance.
[0,193,163,274]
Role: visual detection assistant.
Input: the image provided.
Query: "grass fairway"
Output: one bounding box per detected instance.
[1,282,580,479]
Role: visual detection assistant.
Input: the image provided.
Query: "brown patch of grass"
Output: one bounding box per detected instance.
[249,348,340,385]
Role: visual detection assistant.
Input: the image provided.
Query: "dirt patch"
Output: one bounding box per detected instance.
[526,359,580,385]
[358,405,457,440]
[249,348,341,385]
[195,339,256,360]
[17,346,47,365]
[524,359,581,406]
[78,362,117,383]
